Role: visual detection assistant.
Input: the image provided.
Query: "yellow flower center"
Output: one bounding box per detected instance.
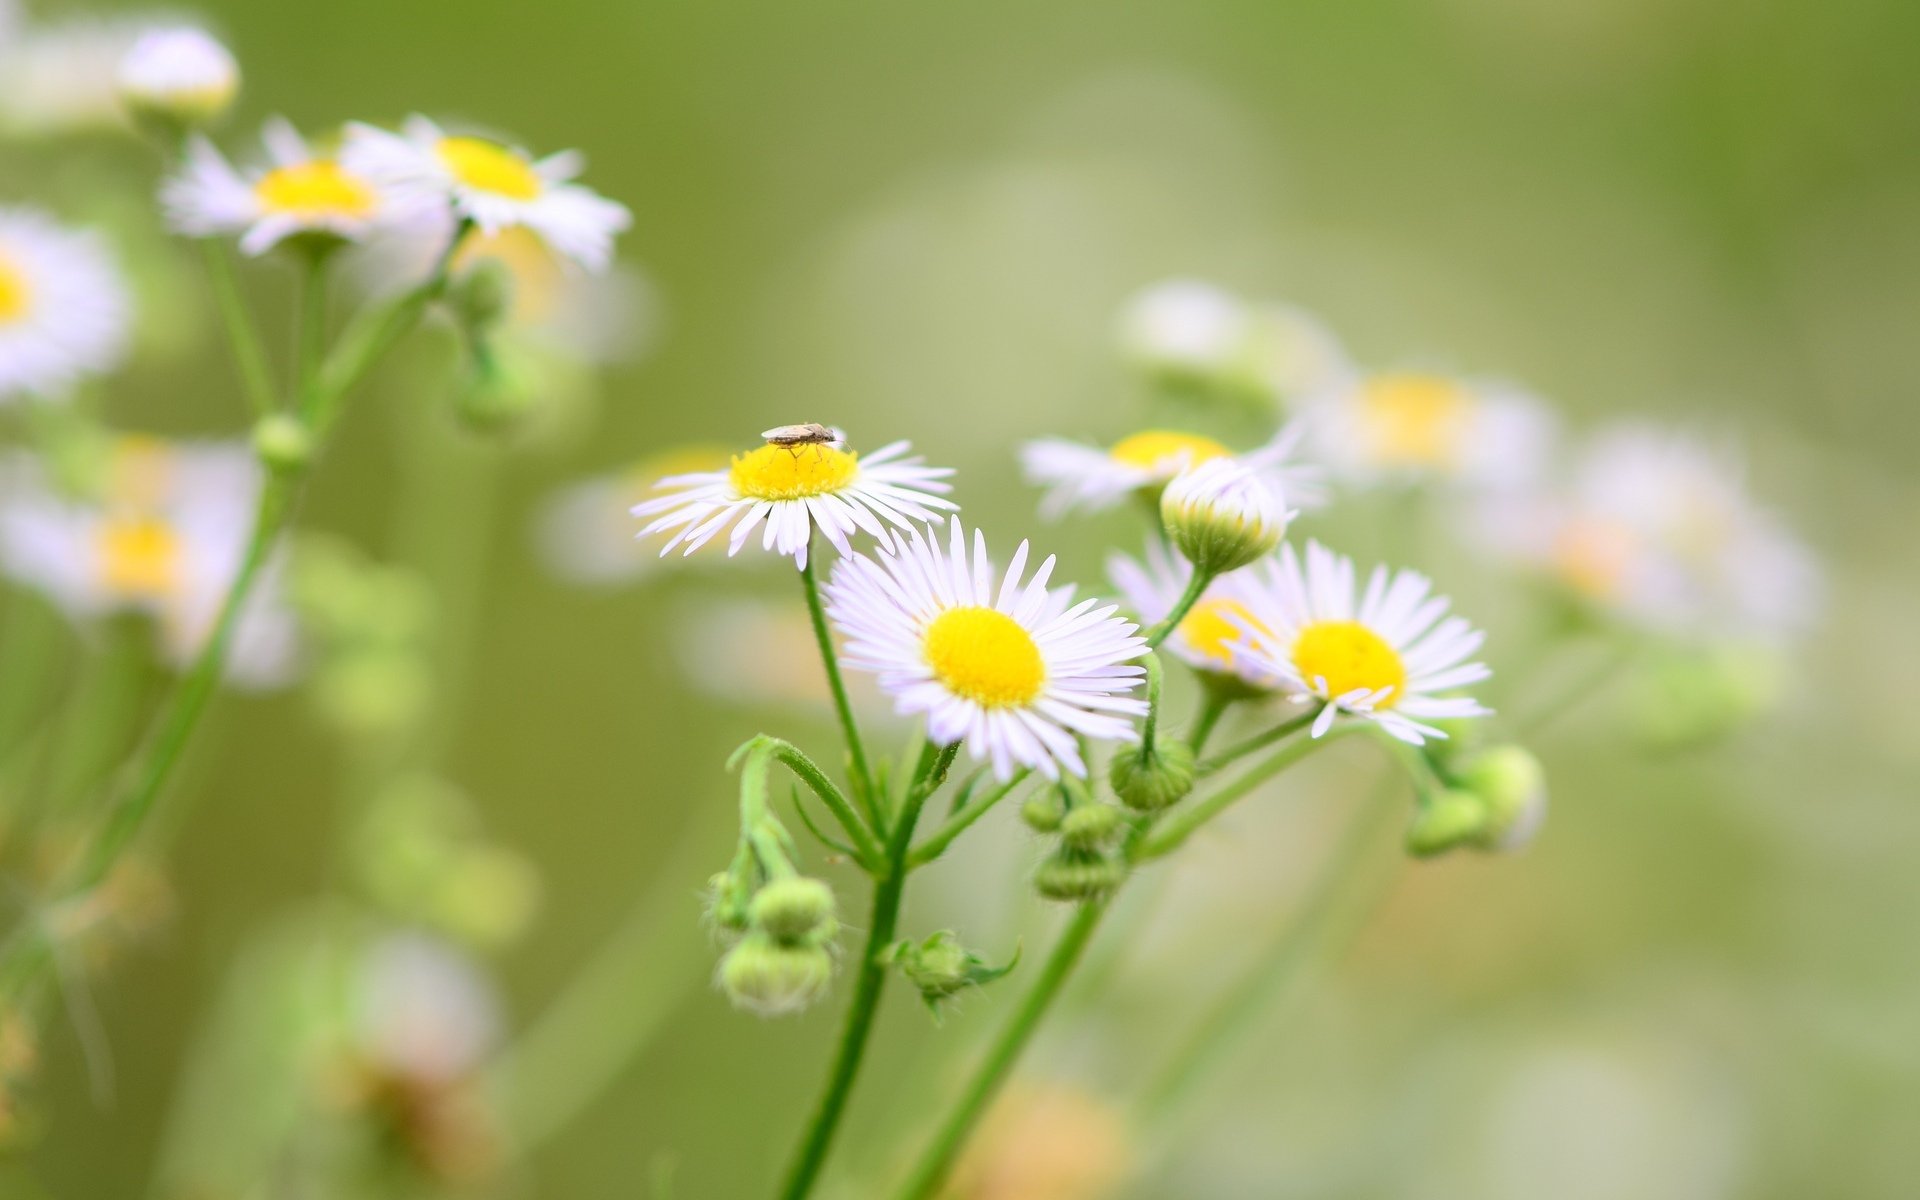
[1360,374,1473,467]
[97,516,182,600]
[923,606,1046,708]
[0,250,31,325]
[455,227,562,322]
[437,136,543,201]
[1177,597,1267,671]
[254,160,378,219]
[1108,430,1232,475]
[1292,620,1406,706]
[1552,517,1634,600]
[728,443,859,501]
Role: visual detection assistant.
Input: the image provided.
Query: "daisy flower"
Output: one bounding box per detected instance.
[0,207,131,402]
[632,429,956,571]
[1471,423,1820,641]
[1232,540,1492,744]
[342,115,629,272]
[1021,421,1323,520]
[1107,539,1275,691]
[1307,370,1554,490]
[163,119,412,256]
[0,13,152,136]
[116,26,238,123]
[0,438,299,688]
[824,517,1148,780]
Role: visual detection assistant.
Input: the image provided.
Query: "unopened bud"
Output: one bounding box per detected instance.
[252,414,313,474]
[705,873,752,933]
[1405,789,1490,859]
[448,258,516,335]
[117,28,239,128]
[718,933,833,1018]
[749,876,838,945]
[1021,788,1066,833]
[1109,741,1196,812]
[1457,745,1547,852]
[887,931,1019,1015]
[1057,803,1126,852]
[454,345,541,435]
[1161,459,1287,575]
[1034,847,1127,902]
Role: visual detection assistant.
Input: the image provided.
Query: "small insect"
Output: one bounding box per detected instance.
[761,423,838,453]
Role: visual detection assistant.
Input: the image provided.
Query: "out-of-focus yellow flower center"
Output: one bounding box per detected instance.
[624,445,733,504]
[1292,619,1405,706]
[97,515,182,600]
[0,250,30,325]
[1178,597,1267,671]
[438,136,543,200]
[455,227,561,322]
[1108,430,1231,475]
[254,160,378,218]
[1553,517,1634,599]
[924,606,1045,708]
[729,443,859,501]
[1360,374,1473,467]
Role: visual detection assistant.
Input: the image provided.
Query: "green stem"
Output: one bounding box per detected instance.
[1139,782,1398,1118]
[736,736,883,870]
[775,764,935,1200]
[797,549,878,830]
[1196,708,1319,779]
[198,240,277,417]
[1138,723,1354,862]
[1517,636,1640,738]
[294,252,332,410]
[907,770,1029,868]
[890,896,1113,1200]
[1144,568,1213,651]
[1188,691,1231,755]
[1136,652,1165,754]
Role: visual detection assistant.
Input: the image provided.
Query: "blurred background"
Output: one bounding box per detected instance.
[5,0,1919,1196]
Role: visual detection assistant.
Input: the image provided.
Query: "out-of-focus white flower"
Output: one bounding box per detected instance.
[634,429,955,571]
[0,207,131,402]
[353,932,500,1088]
[948,1082,1134,1200]
[535,445,732,586]
[0,438,299,688]
[1472,423,1820,642]
[1117,279,1352,409]
[826,517,1148,780]
[115,26,237,125]
[343,116,630,272]
[671,594,895,720]
[1232,540,1493,745]
[1307,370,1555,490]
[162,119,412,256]
[0,14,152,136]
[1159,457,1290,576]
[1021,422,1323,520]
[1108,538,1277,691]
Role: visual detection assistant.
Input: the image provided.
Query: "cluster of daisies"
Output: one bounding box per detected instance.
[633,418,1497,783]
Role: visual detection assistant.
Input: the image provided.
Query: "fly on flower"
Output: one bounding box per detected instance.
[632,427,955,570]
[824,517,1148,780]
[1020,422,1323,520]
[1230,540,1492,744]
[0,207,131,403]
[343,116,630,272]
[164,119,416,256]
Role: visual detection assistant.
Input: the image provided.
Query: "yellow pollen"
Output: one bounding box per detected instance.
[97,516,182,600]
[456,227,562,322]
[0,249,30,325]
[1108,430,1232,475]
[438,137,543,201]
[923,606,1046,708]
[1360,374,1473,467]
[1552,518,1634,599]
[1292,620,1407,707]
[253,160,378,219]
[1178,597,1267,670]
[728,443,859,501]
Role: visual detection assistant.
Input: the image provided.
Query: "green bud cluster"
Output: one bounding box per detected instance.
[718,875,840,1018]
[288,536,438,740]
[1109,741,1196,812]
[353,774,541,948]
[1404,744,1547,858]
[1035,800,1130,901]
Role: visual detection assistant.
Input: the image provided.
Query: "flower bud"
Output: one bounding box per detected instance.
[1404,788,1490,859]
[1057,802,1126,852]
[718,932,833,1017]
[749,876,838,945]
[454,348,541,435]
[117,28,239,128]
[448,258,517,336]
[1160,459,1287,575]
[1109,741,1196,812]
[705,872,753,933]
[1118,279,1248,387]
[1021,788,1066,833]
[1034,846,1127,902]
[252,414,313,475]
[1456,745,1547,852]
